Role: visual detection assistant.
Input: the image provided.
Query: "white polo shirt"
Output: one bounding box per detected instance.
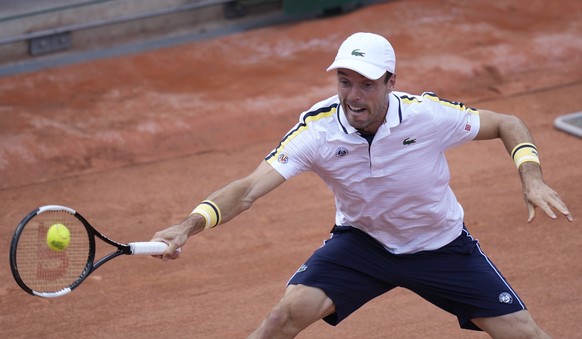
[266,91,480,254]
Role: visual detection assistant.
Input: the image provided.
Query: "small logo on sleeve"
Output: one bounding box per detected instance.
[277,153,289,164]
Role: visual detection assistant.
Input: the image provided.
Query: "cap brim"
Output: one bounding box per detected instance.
[326,59,386,80]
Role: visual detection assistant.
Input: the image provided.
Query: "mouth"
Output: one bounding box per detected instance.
[347,104,367,114]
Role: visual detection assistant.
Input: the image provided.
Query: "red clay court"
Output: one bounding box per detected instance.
[1,0,581,338]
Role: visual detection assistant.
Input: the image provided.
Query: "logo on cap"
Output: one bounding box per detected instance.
[351,49,365,57]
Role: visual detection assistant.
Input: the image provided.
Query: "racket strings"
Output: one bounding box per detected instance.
[15,211,91,293]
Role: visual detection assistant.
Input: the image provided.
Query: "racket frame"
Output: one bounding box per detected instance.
[10,205,148,298]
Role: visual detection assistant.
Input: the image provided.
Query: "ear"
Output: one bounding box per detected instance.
[386,73,396,92]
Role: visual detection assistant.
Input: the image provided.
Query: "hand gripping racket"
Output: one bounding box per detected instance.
[10,205,172,298]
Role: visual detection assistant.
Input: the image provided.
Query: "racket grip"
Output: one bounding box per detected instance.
[129,241,169,255]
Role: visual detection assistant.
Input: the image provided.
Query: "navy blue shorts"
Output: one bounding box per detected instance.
[287,226,526,330]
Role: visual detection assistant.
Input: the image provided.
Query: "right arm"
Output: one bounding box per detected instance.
[151,160,286,260]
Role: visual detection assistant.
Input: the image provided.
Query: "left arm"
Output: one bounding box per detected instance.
[475,109,573,222]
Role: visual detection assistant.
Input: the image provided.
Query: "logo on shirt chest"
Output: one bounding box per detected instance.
[335,146,349,157]
[403,137,416,145]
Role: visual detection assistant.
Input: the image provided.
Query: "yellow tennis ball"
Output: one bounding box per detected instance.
[46,223,71,251]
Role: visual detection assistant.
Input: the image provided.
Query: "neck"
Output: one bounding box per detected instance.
[357,129,376,136]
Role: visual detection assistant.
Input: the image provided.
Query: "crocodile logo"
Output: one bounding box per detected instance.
[403,137,416,145]
[351,49,365,57]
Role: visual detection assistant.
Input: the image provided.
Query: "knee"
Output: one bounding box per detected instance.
[250,285,334,338]
[253,303,300,339]
[265,303,293,329]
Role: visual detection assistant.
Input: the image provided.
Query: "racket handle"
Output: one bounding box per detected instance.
[129,241,169,255]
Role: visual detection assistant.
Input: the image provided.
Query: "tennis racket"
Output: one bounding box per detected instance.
[10,205,172,298]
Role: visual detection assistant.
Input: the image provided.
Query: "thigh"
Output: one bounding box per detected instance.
[401,228,527,330]
[288,226,397,325]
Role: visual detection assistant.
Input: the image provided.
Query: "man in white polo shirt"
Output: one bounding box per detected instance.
[152,32,573,338]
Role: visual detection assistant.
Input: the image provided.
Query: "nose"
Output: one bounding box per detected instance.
[347,85,362,102]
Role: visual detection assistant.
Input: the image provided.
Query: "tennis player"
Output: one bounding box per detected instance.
[151,32,573,338]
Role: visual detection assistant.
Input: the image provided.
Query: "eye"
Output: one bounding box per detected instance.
[338,78,350,88]
[362,82,375,91]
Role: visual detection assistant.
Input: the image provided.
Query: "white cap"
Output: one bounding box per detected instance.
[327,32,396,80]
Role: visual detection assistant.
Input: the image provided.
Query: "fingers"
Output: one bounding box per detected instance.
[544,192,574,222]
[538,200,558,220]
[527,203,535,223]
[149,235,182,261]
[565,212,574,222]
[553,202,574,222]
[552,192,574,222]
[151,245,180,261]
[151,242,181,261]
[525,187,573,223]
[162,243,181,261]
[148,225,189,261]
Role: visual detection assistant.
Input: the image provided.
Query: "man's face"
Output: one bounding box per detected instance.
[336,69,395,134]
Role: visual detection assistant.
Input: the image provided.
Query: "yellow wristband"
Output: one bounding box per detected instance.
[191,200,221,229]
[511,143,540,169]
